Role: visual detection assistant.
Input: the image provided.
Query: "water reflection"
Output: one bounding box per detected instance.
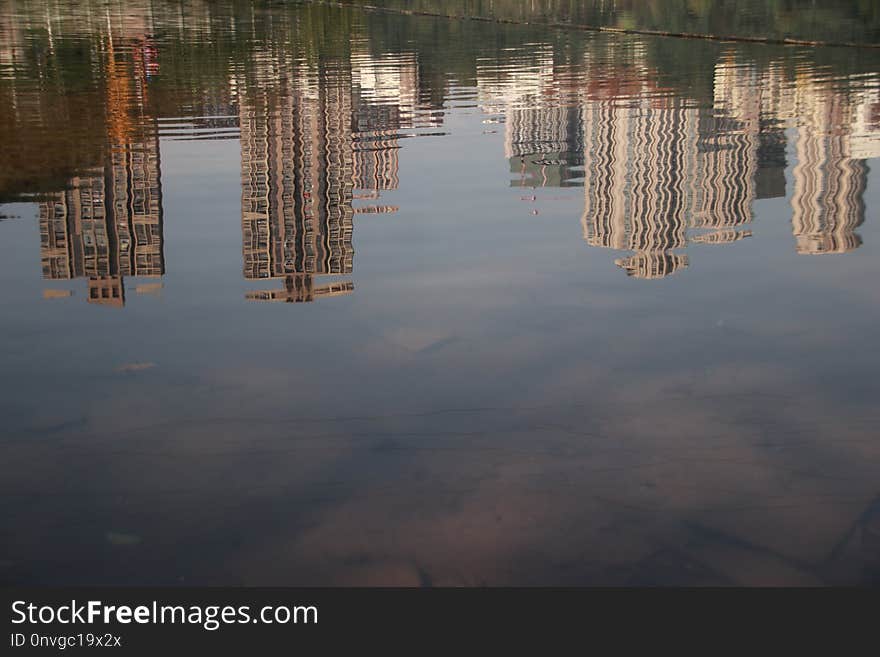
[3,1,877,296]
[2,1,880,586]
[496,52,879,277]
[39,135,163,306]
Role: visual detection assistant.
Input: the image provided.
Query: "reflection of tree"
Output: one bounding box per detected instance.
[340,0,880,45]
[5,0,878,196]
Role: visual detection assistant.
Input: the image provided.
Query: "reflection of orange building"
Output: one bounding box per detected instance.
[38,35,162,306]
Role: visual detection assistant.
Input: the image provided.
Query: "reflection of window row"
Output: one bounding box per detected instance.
[39,136,163,305]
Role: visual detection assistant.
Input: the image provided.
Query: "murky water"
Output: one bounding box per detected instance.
[1,0,879,585]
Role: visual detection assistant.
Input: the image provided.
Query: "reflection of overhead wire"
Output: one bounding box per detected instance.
[307,0,880,49]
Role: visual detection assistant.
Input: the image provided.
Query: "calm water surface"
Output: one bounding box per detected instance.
[1,0,879,585]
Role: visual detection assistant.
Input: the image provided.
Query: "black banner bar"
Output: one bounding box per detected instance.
[2,587,875,653]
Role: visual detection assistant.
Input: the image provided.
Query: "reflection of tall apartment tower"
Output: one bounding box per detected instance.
[240,62,354,301]
[39,175,127,306]
[40,129,165,306]
[38,132,163,306]
[349,50,431,207]
[692,57,759,230]
[791,89,868,255]
[581,101,697,278]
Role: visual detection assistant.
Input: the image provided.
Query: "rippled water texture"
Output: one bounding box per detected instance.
[1,0,879,585]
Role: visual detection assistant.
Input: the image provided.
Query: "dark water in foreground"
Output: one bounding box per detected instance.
[1,0,879,585]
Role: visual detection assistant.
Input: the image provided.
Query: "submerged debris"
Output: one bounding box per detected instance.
[116,362,157,373]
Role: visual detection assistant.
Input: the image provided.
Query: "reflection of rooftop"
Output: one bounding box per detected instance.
[88,276,125,306]
[354,205,399,214]
[42,289,73,299]
[245,275,353,303]
[615,252,689,280]
[135,282,163,295]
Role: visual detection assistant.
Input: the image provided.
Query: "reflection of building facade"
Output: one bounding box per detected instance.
[350,49,438,198]
[239,62,355,302]
[239,50,432,302]
[789,82,872,255]
[792,130,867,254]
[481,46,880,278]
[38,133,163,306]
[580,101,699,279]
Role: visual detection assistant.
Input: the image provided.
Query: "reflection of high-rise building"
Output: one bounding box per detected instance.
[38,132,163,306]
[792,132,867,255]
[37,27,163,307]
[350,49,436,204]
[790,83,871,255]
[239,62,355,301]
[239,49,433,302]
[581,101,698,278]
[699,58,760,225]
